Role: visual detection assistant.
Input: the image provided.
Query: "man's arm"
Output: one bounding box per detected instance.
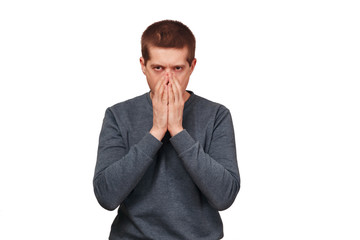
[167,75,240,210]
[170,106,240,211]
[94,77,168,211]
[93,108,162,211]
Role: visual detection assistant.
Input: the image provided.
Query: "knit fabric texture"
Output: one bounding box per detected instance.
[94,91,240,240]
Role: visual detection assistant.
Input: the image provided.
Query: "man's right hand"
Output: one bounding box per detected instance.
[150,75,169,141]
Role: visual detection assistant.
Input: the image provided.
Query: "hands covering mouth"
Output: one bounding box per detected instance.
[150,72,186,140]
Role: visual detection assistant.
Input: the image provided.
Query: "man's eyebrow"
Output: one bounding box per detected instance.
[150,64,163,67]
[149,64,186,68]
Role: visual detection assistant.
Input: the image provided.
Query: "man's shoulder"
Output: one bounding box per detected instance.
[192,93,230,114]
[109,92,149,111]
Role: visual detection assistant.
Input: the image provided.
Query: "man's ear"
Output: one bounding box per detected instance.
[190,58,197,73]
[140,57,146,74]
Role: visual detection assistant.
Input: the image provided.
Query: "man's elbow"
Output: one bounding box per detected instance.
[94,192,119,211]
[211,195,237,211]
[212,181,240,211]
[93,178,119,211]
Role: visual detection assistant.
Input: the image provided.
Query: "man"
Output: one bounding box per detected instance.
[93,20,240,240]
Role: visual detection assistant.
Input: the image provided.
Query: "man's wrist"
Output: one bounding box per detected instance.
[169,127,184,137]
[150,127,166,141]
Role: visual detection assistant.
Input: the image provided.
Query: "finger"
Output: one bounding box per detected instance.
[168,74,178,103]
[155,76,168,100]
[168,82,175,105]
[153,78,163,98]
[171,75,182,103]
[159,82,166,102]
[163,84,169,104]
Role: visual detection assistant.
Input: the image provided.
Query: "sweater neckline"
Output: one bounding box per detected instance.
[145,90,196,110]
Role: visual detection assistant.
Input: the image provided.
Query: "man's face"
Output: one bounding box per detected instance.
[140,46,196,96]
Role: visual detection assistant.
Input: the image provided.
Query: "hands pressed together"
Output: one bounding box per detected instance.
[150,73,186,141]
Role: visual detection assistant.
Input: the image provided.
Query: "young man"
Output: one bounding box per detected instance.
[94,20,240,240]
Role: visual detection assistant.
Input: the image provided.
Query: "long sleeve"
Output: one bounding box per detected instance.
[170,107,240,211]
[93,108,162,211]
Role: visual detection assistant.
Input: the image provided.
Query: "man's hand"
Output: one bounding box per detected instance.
[150,75,168,141]
[167,73,185,137]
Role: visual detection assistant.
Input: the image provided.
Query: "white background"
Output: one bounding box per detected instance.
[1,0,359,239]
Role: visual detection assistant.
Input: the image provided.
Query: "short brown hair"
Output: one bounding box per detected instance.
[141,20,196,66]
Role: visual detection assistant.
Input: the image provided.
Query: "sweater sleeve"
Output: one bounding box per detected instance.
[93,108,162,211]
[169,107,240,211]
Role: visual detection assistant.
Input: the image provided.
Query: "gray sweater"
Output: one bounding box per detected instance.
[94,91,240,240]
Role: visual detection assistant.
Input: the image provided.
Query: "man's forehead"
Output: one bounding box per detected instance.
[148,46,189,65]
[148,45,188,52]
[148,46,188,57]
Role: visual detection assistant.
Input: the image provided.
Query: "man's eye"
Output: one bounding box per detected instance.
[154,66,162,71]
[175,67,183,71]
